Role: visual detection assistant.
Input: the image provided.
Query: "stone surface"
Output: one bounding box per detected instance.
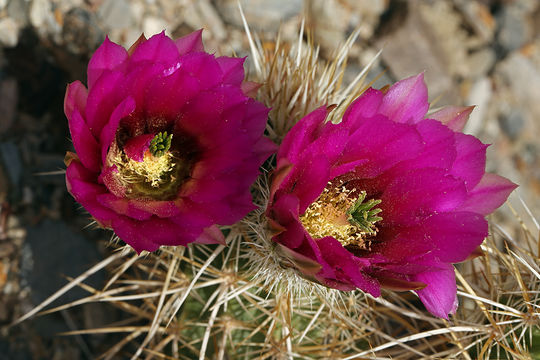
[0,17,19,47]
[142,15,169,37]
[498,108,525,141]
[496,4,532,52]
[62,7,103,55]
[21,220,103,306]
[496,53,540,126]
[217,0,302,31]
[376,2,458,104]
[97,0,133,30]
[0,142,22,187]
[0,78,17,135]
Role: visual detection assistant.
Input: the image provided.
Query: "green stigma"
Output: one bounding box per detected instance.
[346,191,382,236]
[149,131,173,157]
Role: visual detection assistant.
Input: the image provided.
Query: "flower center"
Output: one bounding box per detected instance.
[300,182,382,248]
[107,132,196,200]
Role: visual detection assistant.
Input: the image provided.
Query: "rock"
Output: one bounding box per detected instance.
[454,0,496,44]
[6,0,29,27]
[21,220,104,307]
[496,5,532,52]
[0,18,20,47]
[464,77,492,136]
[417,1,469,77]
[62,7,103,55]
[217,0,302,32]
[496,53,540,124]
[306,0,351,54]
[97,0,133,30]
[342,0,387,39]
[498,108,525,141]
[376,1,458,105]
[466,47,496,78]
[142,15,169,37]
[0,78,17,135]
[29,0,52,28]
[0,142,22,187]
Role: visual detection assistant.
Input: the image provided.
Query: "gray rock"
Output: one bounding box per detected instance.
[497,53,540,122]
[21,220,104,307]
[7,0,29,26]
[0,142,22,186]
[217,0,302,31]
[142,15,168,37]
[496,5,532,52]
[376,2,458,105]
[466,47,496,78]
[97,0,133,30]
[62,7,103,55]
[464,77,492,136]
[498,108,525,140]
[0,17,19,47]
[0,78,17,135]
[29,0,52,28]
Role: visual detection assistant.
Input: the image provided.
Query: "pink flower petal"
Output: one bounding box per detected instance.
[381,168,467,226]
[99,96,136,164]
[195,225,226,245]
[129,31,179,65]
[127,34,147,56]
[97,193,152,221]
[414,263,458,319]
[241,81,261,97]
[341,115,423,178]
[175,29,204,55]
[450,133,488,190]
[145,53,222,121]
[216,56,246,86]
[67,108,101,172]
[341,88,383,127]
[379,73,429,124]
[429,105,474,132]
[87,37,128,89]
[382,212,487,262]
[123,134,154,162]
[316,237,381,296]
[459,173,518,215]
[85,70,124,137]
[277,107,328,165]
[64,81,88,121]
[66,161,117,228]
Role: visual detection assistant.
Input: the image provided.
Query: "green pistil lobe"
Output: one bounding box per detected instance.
[149,131,173,157]
[346,191,382,236]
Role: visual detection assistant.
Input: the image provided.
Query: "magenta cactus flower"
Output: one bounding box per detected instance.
[64,31,275,253]
[266,74,516,318]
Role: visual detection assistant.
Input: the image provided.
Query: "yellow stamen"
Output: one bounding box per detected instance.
[109,144,176,188]
[300,182,381,248]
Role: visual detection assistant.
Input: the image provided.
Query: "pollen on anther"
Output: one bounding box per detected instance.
[300,182,382,248]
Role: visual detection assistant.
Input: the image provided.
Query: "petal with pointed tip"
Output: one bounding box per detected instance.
[87,37,128,89]
[379,73,429,124]
[64,81,88,121]
[68,108,100,172]
[429,105,474,132]
[414,263,458,319]
[175,29,204,55]
[459,173,518,215]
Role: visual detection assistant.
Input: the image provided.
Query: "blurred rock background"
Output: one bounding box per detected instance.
[0,0,538,358]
